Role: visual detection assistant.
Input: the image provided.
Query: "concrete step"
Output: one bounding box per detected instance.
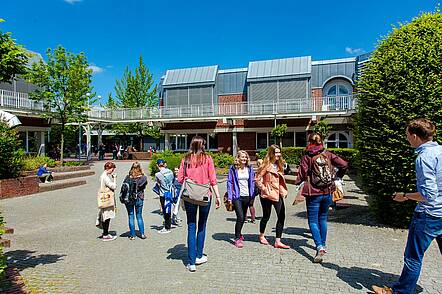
[52,170,95,181]
[39,178,87,193]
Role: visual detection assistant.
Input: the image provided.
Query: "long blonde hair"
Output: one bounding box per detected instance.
[234,150,250,169]
[129,162,144,177]
[258,144,284,174]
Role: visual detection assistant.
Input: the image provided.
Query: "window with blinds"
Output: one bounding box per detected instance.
[249,79,308,104]
[165,88,188,107]
[249,81,277,103]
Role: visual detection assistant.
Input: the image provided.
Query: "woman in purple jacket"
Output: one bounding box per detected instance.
[227,150,255,248]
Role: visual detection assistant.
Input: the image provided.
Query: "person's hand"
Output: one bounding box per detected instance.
[393,192,408,202]
[215,197,221,209]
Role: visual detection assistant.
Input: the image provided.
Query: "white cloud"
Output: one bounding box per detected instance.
[88,65,104,74]
[345,47,366,55]
[64,0,82,4]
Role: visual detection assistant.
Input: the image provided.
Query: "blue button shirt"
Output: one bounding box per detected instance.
[414,141,442,218]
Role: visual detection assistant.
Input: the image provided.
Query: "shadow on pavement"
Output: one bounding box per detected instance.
[166,244,187,265]
[5,250,66,271]
[294,204,382,227]
[212,232,263,244]
[321,262,423,293]
[283,227,312,239]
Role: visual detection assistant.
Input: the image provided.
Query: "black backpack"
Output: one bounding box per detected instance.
[119,175,137,204]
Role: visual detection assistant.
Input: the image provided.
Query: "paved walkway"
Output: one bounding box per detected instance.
[1,161,441,293]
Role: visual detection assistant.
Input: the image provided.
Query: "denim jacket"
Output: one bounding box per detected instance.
[414,141,442,218]
[227,165,255,201]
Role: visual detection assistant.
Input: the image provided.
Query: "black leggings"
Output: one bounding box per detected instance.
[259,197,285,238]
[102,219,110,236]
[233,196,251,239]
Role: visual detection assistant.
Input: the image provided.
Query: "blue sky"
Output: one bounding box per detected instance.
[2,0,439,104]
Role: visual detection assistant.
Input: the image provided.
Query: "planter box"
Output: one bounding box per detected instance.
[0,176,39,199]
[129,152,152,160]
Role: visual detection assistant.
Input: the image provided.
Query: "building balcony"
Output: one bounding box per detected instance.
[0,89,45,113]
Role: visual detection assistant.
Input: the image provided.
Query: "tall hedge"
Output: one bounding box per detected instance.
[0,121,24,179]
[355,9,442,227]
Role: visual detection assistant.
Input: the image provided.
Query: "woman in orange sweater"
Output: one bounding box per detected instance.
[255,144,289,249]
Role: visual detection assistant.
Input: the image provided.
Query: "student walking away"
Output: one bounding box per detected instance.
[372,119,442,294]
[177,136,221,272]
[37,163,53,183]
[255,145,290,249]
[227,150,255,248]
[172,167,183,227]
[120,162,148,240]
[97,162,118,242]
[295,133,348,263]
[155,159,175,234]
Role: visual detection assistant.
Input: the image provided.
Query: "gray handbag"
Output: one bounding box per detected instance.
[180,163,212,206]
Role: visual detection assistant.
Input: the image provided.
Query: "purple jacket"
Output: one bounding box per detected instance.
[227,165,256,201]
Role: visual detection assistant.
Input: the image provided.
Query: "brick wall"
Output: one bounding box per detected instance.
[0,176,39,199]
[237,132,256,151]
[312,88,323,111]
[217,94,246,128]
[217,133,232,154]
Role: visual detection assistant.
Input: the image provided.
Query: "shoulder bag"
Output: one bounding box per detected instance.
[97,176,115,209]
[180,162,212,206]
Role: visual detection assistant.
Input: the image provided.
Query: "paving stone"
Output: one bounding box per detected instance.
[1,161,441,293]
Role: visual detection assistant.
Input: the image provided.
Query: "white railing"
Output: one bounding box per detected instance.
[0,89,45,111]
[88,95,356,121]
[0,89,356,122]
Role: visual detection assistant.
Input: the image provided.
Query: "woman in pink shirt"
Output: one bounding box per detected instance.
[178,136,221,272]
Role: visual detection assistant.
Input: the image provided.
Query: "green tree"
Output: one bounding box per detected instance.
[0,121,24,179]
[109,56,159,150]
[26,46,94,164]
[313,119,332,140]
[0,19,28,83]
[355,9,442,227]
[271,124,288,148]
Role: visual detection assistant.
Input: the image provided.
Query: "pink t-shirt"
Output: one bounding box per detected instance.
[178,155,217,186]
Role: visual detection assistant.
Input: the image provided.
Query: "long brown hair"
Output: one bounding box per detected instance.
[308,132,323,145]
[258,144,284,174]
[129,162,144,177]
[184,136,208,166]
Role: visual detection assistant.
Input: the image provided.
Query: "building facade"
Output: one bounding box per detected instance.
[159,55,361,155]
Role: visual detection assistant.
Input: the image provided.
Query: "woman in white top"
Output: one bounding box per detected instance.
[99,161,117,241]
[226,151,256,248]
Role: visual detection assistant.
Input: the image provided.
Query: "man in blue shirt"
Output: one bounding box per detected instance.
[373,118,442,294]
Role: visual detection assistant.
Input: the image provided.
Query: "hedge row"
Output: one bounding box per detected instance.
[257,147,359,171]
[149,151,234,176]
[0,212,5,279]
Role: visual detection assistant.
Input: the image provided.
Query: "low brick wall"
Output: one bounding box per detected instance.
[0,176,39,199]
[129,152,151,160]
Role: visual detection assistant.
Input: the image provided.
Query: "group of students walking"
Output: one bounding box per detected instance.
[96,118,442,294]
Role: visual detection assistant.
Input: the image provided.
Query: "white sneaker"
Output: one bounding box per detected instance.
[102,234,117,242]
[186,264,196,272]
[158,228,171,234]
[195,255,208,265]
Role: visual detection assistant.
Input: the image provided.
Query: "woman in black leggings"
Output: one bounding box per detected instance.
[255,145,289,249]
[226,151,256,248]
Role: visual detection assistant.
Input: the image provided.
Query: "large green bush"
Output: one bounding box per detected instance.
[0,212,5,279]
[207,152,234,168]
[22,155,56,171]
[149,150,184,176]
[0,122,24,179]
[355,10,442,227]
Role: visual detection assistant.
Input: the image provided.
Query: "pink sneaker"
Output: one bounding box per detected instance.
[234,239,244,248]
[240,235,244,241]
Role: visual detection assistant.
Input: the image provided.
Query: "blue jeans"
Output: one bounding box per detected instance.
[306,194,332,250]
[124,198,145,237]
[184,200,211,266]
[392,212,442,294]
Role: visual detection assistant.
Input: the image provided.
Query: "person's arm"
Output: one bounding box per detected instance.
[104,174,117,190]
[330,152,348,179]
[138,175,148,191]
[177,160,185,184]
[226,167,234,202]
[294,156,308,185]
[249,166,255,197]
[254,168,267,194]
[393,192,425,202]
[207,157,220,208]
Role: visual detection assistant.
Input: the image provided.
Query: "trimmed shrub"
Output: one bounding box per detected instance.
[0,122,24,179]
[207,152,234,168]
[22,156,57,171]
[149,150,184,176]
[0,212,5,279]
[328,148,359,172]
[355,10,442,227]
[62,161,87,167]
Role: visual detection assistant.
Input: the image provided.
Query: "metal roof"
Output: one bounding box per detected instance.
[163,65,218,87]
[311,57,356,65]
[247,56,311,81]
[218,67,248,74]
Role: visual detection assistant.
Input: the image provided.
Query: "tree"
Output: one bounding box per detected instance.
[0,121,24,179]
[271,124,288,148]
[109,56,159,150]
[0,19,28,83]
[355,9,442,227]
[26,46,94,164]
[313,119,332,140]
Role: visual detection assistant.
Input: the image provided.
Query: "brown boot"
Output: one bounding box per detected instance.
[372,285,393,294]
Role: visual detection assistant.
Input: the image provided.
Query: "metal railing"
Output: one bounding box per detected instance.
[0,89,46,111]
[0,89,356,122]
